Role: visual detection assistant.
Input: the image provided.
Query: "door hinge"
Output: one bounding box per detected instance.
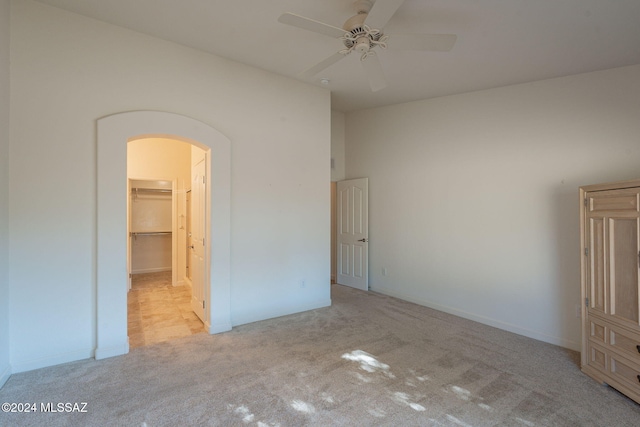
[203,237,205,246]
[584,247,589,256]
[585,297,589,308]
[584,198,588,207]
[203,300,205,309]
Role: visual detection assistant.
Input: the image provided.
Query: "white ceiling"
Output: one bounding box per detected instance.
[34,0,640,112]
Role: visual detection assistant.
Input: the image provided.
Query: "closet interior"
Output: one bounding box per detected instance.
[129,179,173,276]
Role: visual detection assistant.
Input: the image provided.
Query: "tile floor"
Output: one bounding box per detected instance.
[127,271,206,348]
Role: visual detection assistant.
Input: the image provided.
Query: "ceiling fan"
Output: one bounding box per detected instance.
[278,0,457,92]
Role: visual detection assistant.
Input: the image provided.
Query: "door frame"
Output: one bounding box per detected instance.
[96,111,231,360]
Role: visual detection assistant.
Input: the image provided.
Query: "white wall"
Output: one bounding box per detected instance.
[331,110,346,182]
[9,0,330,372]
[0,0,11,388]
[330,111,346,284]
[345,65,640,350]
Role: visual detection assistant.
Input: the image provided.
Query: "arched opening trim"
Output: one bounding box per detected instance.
[96,111,231,359]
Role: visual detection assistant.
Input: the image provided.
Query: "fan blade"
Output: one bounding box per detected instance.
[300,52,346,79]
[278,13,346,38]
[365,0,405,29]
[387,33,457,52]
[361,54,387,92]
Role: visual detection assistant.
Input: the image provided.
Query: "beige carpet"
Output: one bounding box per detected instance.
[1,284,639,426]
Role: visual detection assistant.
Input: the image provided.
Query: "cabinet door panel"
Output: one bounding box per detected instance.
[588,341,608,373]
[589,218,607,314]
[590,194,639,212]
[609,354,640,393]
[610,326,640,364]
[609,217,639,325]
[589,317,607,345]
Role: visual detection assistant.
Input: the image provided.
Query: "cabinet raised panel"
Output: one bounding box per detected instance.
[609,217,640,325]
[609,354,640,396]
[589,218,606,314]
[590,194,639,212]
[589,318,606,343]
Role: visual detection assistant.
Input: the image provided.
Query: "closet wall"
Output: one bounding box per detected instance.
[127,138,191,282]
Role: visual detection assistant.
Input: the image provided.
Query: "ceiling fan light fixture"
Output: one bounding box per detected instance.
[355,37,371,53]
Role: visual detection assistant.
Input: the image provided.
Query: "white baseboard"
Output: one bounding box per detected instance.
[370,285,580,352]
[0,363,11,389]
[11,348,93,374]
[232,298,332,328]
[95,340,129,360]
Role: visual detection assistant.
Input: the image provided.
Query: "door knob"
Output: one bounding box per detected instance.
[358,238,368,243]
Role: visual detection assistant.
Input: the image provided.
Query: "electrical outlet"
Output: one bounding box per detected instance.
[382,268,387,276]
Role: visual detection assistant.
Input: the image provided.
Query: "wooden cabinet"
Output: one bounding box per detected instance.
[580,179,640,403]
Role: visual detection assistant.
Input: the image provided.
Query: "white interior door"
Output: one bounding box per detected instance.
[337,178,369,290]
[190,157,206,322]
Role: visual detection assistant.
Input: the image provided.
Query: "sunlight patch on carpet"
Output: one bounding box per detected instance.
[354,372,373,383]
[321,392,335,404]
[228,404,255,423]
[368,407,386,417]
[446,414,474,427]
[341,350,395,378]
[391,391,426,411]
[408,369,431,382]
[291,400,316,414]
[478,403,494,412]
[449,385,472,401]
[405,379,418,387]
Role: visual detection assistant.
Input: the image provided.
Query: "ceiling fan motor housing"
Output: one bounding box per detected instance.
[342,9,368,33]
[342,11,382,53]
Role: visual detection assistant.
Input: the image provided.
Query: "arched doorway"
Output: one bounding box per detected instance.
[96,111,231,359]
